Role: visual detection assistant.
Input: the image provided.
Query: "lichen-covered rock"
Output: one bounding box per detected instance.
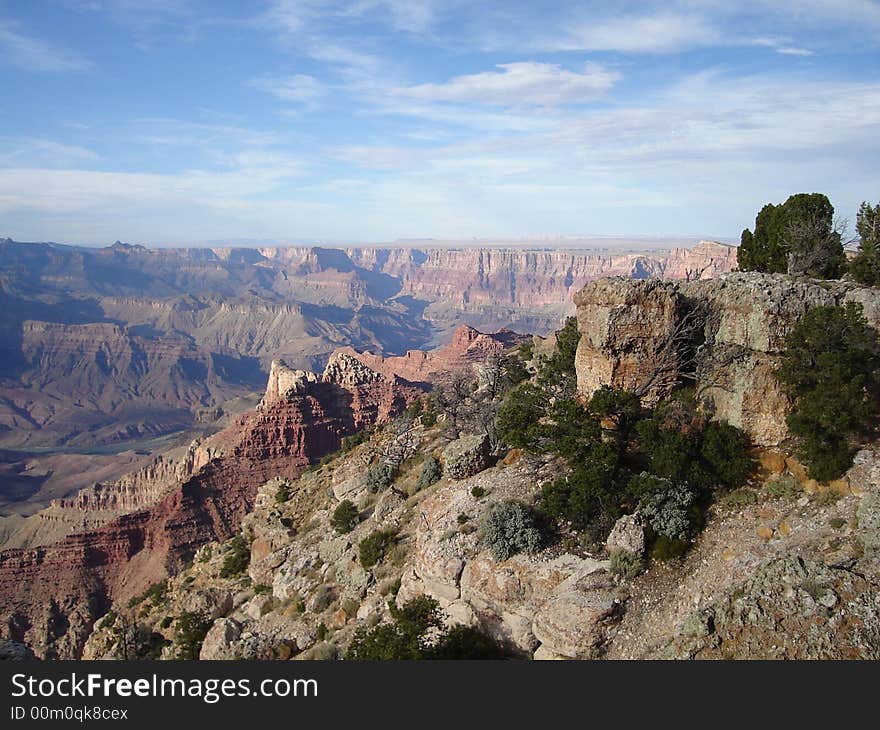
[573,273,880,446]
[532,572,623,659]
[574,278,685,406]
[606,513,646,556]
[658,556,880,659]
[442,433,490,479]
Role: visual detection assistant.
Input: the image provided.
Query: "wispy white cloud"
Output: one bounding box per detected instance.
[250,74,325,107]
[393,62,619,107]
[550,12,722,53]
[0,20,92,72]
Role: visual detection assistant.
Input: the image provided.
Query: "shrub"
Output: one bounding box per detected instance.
[346,596,508,660]
[609,549,644,579]
[340,429,370,454]
[738,193,846,278]
[636,416,754,493]
[129,579,168,609]
[850,201,880,286]
[471,486,485,499]
[174,612,211,660]
[639,483,698,542]
[766,474,801,501]
[359,529,396,569]
[481,501,542,561]
[699,421,755,490]
[219,535,250,579]
[366,463,396,493]
[417,457,442,489]
[589,386,641,434]
[420,399,438,428]
[496,383,547,450]
[330,500,359,534]
[541,443,619,529]
[274,481,291,504]
[777,302,880,481]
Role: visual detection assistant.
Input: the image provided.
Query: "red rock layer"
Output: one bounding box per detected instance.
[332,325,526,385]
[0,364,420,658]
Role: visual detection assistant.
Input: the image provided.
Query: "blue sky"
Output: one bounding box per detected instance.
[1,0,879,245]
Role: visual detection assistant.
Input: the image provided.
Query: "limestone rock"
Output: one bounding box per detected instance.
[532,573,623,659]
[573,273,879,446]
[606,513,646,556]
[442,433,490,480]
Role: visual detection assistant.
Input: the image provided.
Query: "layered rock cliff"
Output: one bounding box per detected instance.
[0,347,426,657]
[574,272,880,446]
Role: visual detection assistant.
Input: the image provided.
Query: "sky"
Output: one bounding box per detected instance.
[0,0,879,246]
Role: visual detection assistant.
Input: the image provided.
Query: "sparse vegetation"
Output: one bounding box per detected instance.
[481,501,542,561]
[219,535,250,579]
[174,611,211,660]
[331,500,360,534]
[609,549,644,579]
[417,456,442,489]
[346,596,510,660]
[274,481,291,503]
[366,462,396,493]
[359,529,397,569]
[128,579,168,610]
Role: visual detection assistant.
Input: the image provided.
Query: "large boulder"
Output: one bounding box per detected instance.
[606,513,645,556]
[442,433,490,479]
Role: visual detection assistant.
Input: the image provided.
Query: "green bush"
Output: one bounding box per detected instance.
[366,463,396,493]
[777,302,880,481]
[496,382,547,450]
[274,481,291,504]
[420,399,438,428]
[635,416,754,493]
[481,501,542,561]
[417,457,442,489]
[174,612,211,660]
[219,535,250,579]
[128,579,168,609]
[766,474,801,501]
[346,596,508,660]
[850,200,880,286]
[639,483,698,542]
[540,442,619,529]
[359,529,396,569]
[331,500,359,534]
[609,549,644,579]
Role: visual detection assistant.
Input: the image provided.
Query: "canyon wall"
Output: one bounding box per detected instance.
[0,348,426,657]
[574,272,880,446]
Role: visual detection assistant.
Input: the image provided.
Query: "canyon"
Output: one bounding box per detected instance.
[0,326,512,657]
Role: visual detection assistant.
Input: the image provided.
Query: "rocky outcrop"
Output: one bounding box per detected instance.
[442,433,490,480]
[332,325,526,386]
[574,273,880,446]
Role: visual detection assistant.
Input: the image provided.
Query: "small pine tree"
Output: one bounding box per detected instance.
[330,500,359,534]
[850,200,880,286]
[777,302,880,481]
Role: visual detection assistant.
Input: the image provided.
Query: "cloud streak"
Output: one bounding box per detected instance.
[0,20,92,72]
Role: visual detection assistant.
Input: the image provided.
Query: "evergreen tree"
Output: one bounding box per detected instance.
[850,200,880,286]
[738,193,845,278]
